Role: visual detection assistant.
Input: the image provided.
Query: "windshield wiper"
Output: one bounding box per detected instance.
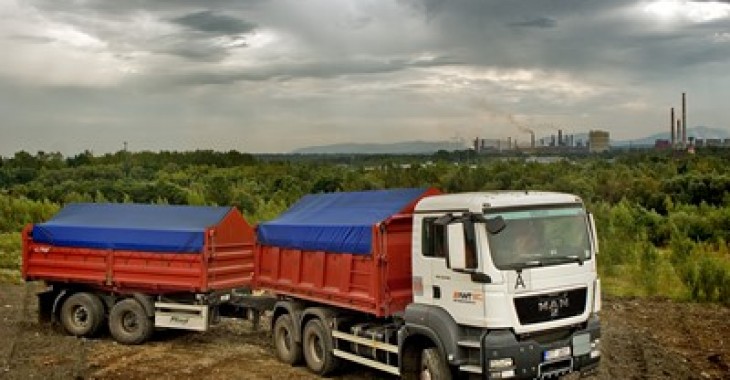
[503,256,584,270]
[503,260,543,270]
[542,255,584,266]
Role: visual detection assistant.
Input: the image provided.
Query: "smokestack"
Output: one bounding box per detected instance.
[558,129,563,146]
[677,120,682,147]
[682,92,687,146]
[530,132,535,148]
[670,107,675,146]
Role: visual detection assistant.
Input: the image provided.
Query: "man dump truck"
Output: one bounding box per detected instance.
[23,188,601,379]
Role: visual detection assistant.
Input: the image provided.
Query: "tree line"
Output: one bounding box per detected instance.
[0,149,728,303]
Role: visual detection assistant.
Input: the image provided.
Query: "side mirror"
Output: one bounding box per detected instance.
[446,223,467,270]
[446,222,478,271]
[588,213,599,255]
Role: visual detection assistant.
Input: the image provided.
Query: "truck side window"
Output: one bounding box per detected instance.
[422,217,446,258]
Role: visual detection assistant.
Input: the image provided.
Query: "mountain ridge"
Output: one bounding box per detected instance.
[290,126,730,154]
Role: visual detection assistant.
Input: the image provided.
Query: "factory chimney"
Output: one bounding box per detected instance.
[558,129,563,146]
[682,92,687,146]
[677,120,682,148]
[670,107,675,147]
[530,132,535,148]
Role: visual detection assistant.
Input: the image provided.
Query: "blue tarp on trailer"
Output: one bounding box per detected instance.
[257,188,430,254]
[32,203,232,253]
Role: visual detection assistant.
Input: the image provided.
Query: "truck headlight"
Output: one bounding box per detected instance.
[489,358,514,368]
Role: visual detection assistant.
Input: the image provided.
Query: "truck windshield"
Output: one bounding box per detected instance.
[485,206,591,270]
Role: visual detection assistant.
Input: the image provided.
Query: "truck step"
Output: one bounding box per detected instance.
[457,339,481,348]
[459,364,482,374]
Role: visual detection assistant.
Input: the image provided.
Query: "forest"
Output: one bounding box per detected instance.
[1,148,729,305]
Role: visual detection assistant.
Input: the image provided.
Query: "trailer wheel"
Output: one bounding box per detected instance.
[273,314,303,365]
[109,298,153,345]
[302,318,339,376]
[420,347,451,380]
[60,292,104,337]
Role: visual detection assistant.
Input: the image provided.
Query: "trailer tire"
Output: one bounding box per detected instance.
[302,318,339,376]
[420,347,451,380]
[273,314,303,365]
[60,292,104,337]
[109,298,153,345]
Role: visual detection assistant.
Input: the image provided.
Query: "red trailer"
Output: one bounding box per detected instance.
[22,203,255,343]
[254,188,440,317]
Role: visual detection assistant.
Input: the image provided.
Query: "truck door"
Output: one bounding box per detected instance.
[420,215,487,327]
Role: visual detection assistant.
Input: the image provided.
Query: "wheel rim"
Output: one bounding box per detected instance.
[72,305,89,327]
[278,325,292,352]
[121,311,139,333]
[307,332,324,365]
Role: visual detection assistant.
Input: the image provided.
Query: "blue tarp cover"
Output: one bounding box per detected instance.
[32,203,232,253]
[257,188,429,254]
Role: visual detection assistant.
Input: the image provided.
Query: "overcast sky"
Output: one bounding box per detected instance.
[2,0,730,155]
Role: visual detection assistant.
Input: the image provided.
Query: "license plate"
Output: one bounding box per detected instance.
[544,346,571,361]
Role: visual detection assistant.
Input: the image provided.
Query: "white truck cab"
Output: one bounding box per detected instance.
[406,191,601,379]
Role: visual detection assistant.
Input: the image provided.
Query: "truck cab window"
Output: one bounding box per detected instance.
[422,217,446,258]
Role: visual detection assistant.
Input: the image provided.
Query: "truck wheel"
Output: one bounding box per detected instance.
[273,314,303,365]
[60,292,104,337]
[302,318,340,376]
[420,347,451,380]
[109,298,153,345]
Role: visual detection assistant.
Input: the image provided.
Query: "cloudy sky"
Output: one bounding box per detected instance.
[1,0,730,155]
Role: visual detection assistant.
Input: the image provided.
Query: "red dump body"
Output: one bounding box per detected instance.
[254,188,440,317]
[22,209,255,294]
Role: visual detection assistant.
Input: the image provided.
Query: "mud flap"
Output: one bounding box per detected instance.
[37,289,58,323]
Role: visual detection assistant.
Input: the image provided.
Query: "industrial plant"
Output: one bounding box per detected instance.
[655,92,730,151]
[472,128,610,154]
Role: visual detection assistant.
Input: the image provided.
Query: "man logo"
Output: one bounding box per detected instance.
[538,294,570,317]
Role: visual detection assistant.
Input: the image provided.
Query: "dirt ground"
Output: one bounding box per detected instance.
[1,283,728,380]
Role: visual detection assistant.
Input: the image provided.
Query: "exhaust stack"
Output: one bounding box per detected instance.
[682,92,687,146]
[670,107,675,147]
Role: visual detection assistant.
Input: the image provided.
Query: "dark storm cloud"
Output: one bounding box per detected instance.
[508,17,557,29]
[31,0,265,15]
[153,55,462,87]
[4,0,730,155]
[171,11,257,35]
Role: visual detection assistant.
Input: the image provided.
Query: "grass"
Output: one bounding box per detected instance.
[0,232,22,284]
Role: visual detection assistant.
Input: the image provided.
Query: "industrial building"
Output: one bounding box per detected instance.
[471,128,610,154]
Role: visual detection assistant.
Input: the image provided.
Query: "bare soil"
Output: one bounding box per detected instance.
[1,283,728,380]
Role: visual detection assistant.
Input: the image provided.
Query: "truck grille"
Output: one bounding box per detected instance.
[514,288,587,325]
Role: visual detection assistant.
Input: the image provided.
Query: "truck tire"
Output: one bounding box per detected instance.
[302,318,340,376]
[273,314,303,365]
[109,298,153,345]
[420,347,451,380]
[60,292,105,337]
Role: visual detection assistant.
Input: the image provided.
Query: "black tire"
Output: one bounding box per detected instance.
[108,298,153,345]
[302,318,340,376]
[273,314,303,365]
[420,347,451,380]
[60,292,105,337]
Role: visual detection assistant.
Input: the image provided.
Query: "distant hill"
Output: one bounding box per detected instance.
[613,126,730,147]
[291,140,466,154]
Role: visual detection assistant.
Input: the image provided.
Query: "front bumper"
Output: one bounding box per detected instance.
[481,315,600,379]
